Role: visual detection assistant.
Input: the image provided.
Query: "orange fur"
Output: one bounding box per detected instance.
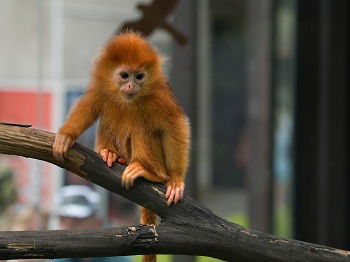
[56,32,190,262]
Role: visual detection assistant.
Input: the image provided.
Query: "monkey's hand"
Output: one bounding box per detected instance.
[52,133,76,162]
[165,177,184,206]
[99,148,126,167]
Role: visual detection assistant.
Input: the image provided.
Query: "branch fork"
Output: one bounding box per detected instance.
[0,123,349,261]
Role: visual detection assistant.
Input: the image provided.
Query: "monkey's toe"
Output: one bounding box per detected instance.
[122,162,147,189]
[165,181,184,206]
[100,148,126,167]
[117,157,126,164]
[121,171,142,189]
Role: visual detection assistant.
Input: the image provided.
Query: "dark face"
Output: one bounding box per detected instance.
[115,67,147,100]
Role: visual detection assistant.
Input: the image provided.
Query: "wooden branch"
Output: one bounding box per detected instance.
[0,124,349,261]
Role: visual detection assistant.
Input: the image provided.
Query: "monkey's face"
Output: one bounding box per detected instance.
[115,67,148,100]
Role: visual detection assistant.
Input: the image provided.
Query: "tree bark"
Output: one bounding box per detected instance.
[0,123,349,261]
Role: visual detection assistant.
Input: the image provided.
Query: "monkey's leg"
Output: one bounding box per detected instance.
[99,148,126,166]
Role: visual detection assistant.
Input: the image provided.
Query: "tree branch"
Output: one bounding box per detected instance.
[0,124,349,261]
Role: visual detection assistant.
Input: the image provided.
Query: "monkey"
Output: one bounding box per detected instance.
[52,32,190,262]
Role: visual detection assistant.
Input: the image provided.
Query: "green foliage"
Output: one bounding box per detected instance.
[228,212,249,228]
[0,163,16,212]
[274,206,292,238]
[197,256,223,262]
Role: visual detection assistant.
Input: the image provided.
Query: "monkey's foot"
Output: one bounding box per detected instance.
[121,162,148,189]
[165,178,185,206]
[100,148,126,167]
[121,161,164,190]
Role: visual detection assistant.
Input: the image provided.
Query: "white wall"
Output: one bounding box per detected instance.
[0,0,172,89]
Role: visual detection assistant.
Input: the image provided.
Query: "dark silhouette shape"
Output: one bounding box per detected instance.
[117,0,187,45]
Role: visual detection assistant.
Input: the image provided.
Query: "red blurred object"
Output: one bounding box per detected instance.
[0,91,52,129]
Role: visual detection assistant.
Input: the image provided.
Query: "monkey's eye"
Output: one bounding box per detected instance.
[120,72,129,79]
[135,73,144,80]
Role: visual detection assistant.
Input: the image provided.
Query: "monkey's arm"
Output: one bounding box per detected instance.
[53,89,101,162]
[163,116,191,205]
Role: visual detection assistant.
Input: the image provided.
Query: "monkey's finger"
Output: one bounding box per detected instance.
[168,188,176,206]
[174,187,181,204]
[124,168,141,189]
[107,152,113,166]
[167,189,176,206]
[60,138,69,162]
[104,149,110,162]
[54,133,61,146]
[107,152,114,167]
[127,164,142,175]
[124,163,140,174]
[125,162,138,172]
[53,135,61,161]
[121,170,135,188]
[62,138,70,159]
[100,149,108,162]
[109,153,118,167]
[125,174,132,190]
[63,138,73,159]
[121,172,129,188]
[129,171,142,188]
[165,185,172,198]
[176,183,184,200]
[125,176,130,189]
[59,136,68,162]
[180,187,184,200]
[57,137,66,162]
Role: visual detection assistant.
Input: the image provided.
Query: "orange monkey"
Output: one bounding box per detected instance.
[52,32,190,262]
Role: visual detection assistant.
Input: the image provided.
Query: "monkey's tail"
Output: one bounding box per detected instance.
[141,207,157,262]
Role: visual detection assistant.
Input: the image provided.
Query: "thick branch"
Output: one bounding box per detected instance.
[0,124,349,261]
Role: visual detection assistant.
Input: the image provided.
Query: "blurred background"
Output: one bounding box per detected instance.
[0,0,349,262]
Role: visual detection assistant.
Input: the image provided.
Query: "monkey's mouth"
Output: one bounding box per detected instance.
[124,93,136,100]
